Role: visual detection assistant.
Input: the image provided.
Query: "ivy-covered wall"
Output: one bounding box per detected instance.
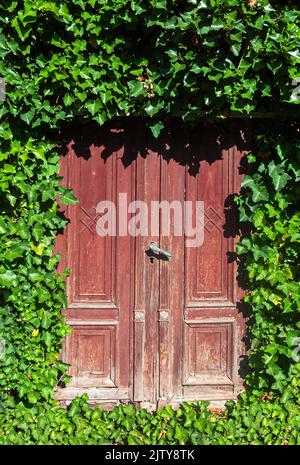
[0,0,299,445]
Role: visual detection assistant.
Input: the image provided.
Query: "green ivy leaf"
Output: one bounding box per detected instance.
[268,161,292,192]
[0,270,17,287]
[149,120,164,138]
[85,100,101,116]
[27,392,40,404]
[60,190,78,205]
[128,80,145,98]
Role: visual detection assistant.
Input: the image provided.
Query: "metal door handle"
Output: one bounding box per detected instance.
[149,242,172,258]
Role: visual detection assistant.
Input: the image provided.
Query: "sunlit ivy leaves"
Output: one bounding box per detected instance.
[0,0,299,138]
[237,129,300,396]
[0,136,73,405]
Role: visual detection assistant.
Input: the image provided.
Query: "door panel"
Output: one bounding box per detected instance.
[185,149,234,305]
[179,147,244,401]
[133,149,160,402]
[56,120,249,406]
[57,135,134,402]
[157,155,185,404]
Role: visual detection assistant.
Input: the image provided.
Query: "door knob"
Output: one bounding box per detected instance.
[149,242,172,258]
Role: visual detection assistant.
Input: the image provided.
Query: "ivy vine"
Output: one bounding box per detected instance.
[0,0,299,445]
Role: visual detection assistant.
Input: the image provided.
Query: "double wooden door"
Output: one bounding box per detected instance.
[56,120,248,407]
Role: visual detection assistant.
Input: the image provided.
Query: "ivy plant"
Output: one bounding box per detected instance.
[0,0,299,445]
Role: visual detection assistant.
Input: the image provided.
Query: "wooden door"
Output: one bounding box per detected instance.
[56,119,249,407]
